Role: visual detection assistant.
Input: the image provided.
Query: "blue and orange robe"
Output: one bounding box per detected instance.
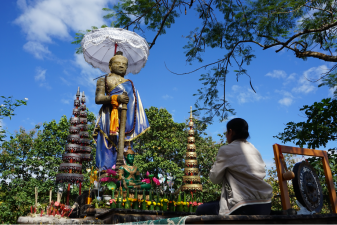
[94,79,150,170]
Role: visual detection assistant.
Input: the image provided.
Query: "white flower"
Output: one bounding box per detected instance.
[0,104,4,107]
[25,98,28,101]
[86,168,91,173]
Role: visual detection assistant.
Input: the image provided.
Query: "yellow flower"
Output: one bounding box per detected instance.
[138,199,144,202]
[147,201,151,206]
[128,198,133,201]
[160,203,163,207]
[123,199,126,203]
[132,198,137,202]
[176,202,181,206]
[163,199,169,203]
[153,202,157,205]
[182,202,186,206]
[187,202,190,206]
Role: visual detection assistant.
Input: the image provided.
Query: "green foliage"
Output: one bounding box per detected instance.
[0,96,27,142]
[319,72,337,98]
[265,154,299,211]
[0,109,96,224]
[73,0,337,123]
[274,98,337,213]
[133,106,223,202]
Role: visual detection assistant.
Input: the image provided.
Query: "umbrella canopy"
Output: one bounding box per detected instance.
[81,27,150,75]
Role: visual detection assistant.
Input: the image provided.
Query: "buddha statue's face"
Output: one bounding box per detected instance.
[125,154,135,166]
[109,56,128,76]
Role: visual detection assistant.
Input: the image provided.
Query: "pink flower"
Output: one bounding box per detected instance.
[192,201,198,206]
[146,171,150,177]
[110,199,116,204]
[152,177,160,186]
[197,202,203,206]
[112,165,116,170]
[107,169,117,176]
[54,202,60,207]
[141,178,151,184]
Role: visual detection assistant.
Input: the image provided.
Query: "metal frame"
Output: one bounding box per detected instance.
[273,144,337,213]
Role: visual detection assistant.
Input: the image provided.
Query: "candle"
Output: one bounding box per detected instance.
[49,188,52,204]
[35,187,38,208]
[68,208,74,217]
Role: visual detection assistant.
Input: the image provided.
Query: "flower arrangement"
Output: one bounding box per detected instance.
[100,165,118,192]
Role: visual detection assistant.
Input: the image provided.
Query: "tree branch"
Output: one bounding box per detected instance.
[150,0,177,49]
[275,19,337,53]
[166,40,265,75]
[123,0,162,29]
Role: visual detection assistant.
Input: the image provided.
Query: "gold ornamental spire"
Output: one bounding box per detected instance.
[182,106,202,192]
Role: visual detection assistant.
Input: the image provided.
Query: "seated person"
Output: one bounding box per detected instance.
[196,118,273,215]
[117,148,151,190]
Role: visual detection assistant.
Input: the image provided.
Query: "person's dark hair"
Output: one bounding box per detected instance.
[226,118,250,141]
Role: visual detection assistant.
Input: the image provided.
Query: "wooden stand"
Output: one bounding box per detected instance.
[273,144,337,213]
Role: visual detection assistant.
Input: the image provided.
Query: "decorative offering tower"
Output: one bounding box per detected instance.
[182,107,202,193]
[56,87,87,205]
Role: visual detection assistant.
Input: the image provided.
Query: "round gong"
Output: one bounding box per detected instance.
[292,161,323,212]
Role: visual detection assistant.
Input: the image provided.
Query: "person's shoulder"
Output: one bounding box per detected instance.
[97,77,105,85]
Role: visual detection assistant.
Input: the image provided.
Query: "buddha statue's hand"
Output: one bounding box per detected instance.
[117,93,129,104]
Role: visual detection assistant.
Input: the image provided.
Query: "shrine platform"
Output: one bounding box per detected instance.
[93,208,337,224]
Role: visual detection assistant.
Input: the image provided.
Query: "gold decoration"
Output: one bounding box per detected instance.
[182,176,201,183]
[185,159,198,166]
[182,106,202,192]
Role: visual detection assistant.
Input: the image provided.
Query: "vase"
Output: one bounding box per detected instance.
[102,195,111,205]
[86,197,92,205]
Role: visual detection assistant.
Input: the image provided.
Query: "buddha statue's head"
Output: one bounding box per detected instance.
[109,51,128,76]
[123,148,135,166]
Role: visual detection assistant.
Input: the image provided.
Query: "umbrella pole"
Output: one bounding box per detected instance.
[116,91,128,170]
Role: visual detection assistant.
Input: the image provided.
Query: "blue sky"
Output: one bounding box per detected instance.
[1,0,335,169]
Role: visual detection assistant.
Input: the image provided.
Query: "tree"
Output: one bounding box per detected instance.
[73,0,337,123]
[274,98,337,213]
[0,110,96,224]
[133,106,223,202]
[0,96,27,142]
[264,154,299,211]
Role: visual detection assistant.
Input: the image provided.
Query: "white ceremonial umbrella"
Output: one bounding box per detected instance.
[81,27,150,75]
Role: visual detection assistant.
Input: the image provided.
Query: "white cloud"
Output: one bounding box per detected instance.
[34,67,51,89]
[265,70,287,79]
[329,86,337,97]
[292,65,328,94]
[60,77,71,86]
[61,99,70,104]
[278,97,293,106]
[74,53,101,87]
[162,94,173,100]
[275,90,294,106]
[23,41,51,59]
[0,119,5,129]
[283,73,296,85]
[35,67,46,81]
[231,85,267,104]
[14,0,116,57]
